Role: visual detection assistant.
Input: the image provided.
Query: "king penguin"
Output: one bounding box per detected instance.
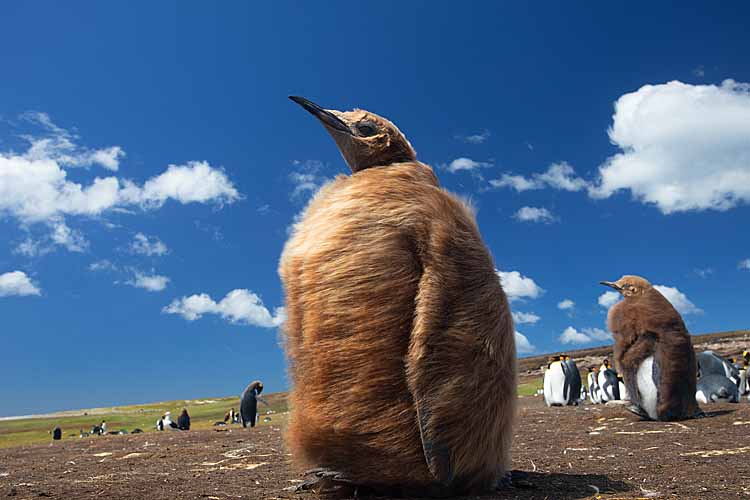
[597,364,620,402]
[587,367,602,404]
[696,374,740,404]
[280,96,517,496]
[240,380,264,428]
[544,356,567,406]
[697,351,740,386]
[601,276,701,421]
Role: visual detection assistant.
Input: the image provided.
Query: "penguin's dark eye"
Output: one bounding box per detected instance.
[356,121,378,137]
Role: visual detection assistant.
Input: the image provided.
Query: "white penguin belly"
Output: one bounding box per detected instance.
[543,363,567,406]
[637,356,659,420]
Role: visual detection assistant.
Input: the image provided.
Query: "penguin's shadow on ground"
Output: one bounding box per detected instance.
[698,409,735,419]
[486,471,630,500]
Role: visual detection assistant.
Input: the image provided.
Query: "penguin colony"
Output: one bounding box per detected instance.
[281,96,517,496]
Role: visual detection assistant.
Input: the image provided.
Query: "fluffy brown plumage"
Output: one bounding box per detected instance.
[603,275,700,421]
[280,97,517,496]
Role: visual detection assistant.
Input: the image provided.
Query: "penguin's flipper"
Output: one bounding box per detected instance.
[295,468,361,496]
[414,399,453,485]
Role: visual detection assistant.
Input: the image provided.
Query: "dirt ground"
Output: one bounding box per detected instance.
[2,396,749,500]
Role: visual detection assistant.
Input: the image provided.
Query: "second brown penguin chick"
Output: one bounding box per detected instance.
[602,275,701,421]
[281,97,517,496]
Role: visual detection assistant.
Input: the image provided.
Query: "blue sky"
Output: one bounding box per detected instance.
[1,2,749,417]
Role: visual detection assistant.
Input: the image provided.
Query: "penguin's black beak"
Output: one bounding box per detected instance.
[599,280,622,291]
[289,96,352,135]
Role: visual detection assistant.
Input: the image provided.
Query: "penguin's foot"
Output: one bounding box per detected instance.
[296,468,366,497]
[625,404,652,420]
[497,470,535,490]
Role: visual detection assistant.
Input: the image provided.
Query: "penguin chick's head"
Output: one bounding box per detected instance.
[289,96,417,173]
[600,275,652,299]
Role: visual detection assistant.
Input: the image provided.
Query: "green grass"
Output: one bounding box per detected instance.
[0,392,289,449]
[517,378,542,396]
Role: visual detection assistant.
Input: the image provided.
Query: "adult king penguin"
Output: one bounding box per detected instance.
[240,380,264,428]
[601,276,701,421]
[281,97,517,496]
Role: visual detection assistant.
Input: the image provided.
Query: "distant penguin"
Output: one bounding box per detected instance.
[177,408,191,431]
[52,426,62,441]
[696,374,739,404]
[544,357,568,406]
[697,351,740,386]
[131,428,143,434]
[544,356,580,406]
[587,367,602,404]
[602,276,701,421]
[282,96,518,495]
[156,415,164,431]
[162,411,179,431]
[739,363,749,396]
[598,366,620,402]
[563,356,582,405]
[240,380,263,428]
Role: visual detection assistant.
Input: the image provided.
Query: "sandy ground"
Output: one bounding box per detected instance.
[2,396,749,500]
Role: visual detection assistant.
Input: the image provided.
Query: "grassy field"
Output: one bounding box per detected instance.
[0,392,289,449]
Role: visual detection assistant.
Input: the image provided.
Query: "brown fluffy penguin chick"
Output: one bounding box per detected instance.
[601,275,701,421]
[280,97,517,496]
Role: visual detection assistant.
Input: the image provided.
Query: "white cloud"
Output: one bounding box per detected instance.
[515,331,535,354]
[489,162,587,192]
[0,271,41,297]
[456,130,490,144]
[13,237,52,258]
[489,174,541,191]
[512,311,541,325]
[21,112,125,171]
[559,326,612,345]
[598,291,621,309]
[590,80,750,213]
[739,259,750,270]
[126,271,169,292]
[557,299,575,310]
[496,270,544,301]
[694,268,714,278]
[89,260,117,272]
[130,233,168,256]
[513,206,558,223]
[653,284,702,315]
[444,157,493,173]
[49,219,88,252]
[0,115,240,254]
[163,289,286,328]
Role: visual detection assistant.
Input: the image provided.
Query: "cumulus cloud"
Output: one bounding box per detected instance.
[489,162,587,192]
[130,233,168,256]
[513,206,558,223]
[496,270,544,301]
[739,259,750,270]
[0,271,41,297]
[557,299,575,310]
[653,285,702,315]
[126,271,169,292]
[0,114,240,254]
[598,291,621,309]
[455,130,490,144]
[163,289,285,328]
[512,311,541,325]
[21,112,125,171]
[443,157,493,173]
[559,326,612,345]
[515,331,535,354]
[590,80,750,213]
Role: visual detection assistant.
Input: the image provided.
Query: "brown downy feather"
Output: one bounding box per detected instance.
[605,275,700,420]
[280,99,517,495]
